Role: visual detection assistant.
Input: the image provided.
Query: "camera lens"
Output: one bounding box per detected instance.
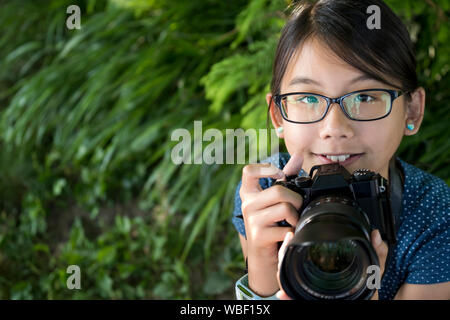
[289,240,370,299]
[308,240,356,274]
[279,195,379,300]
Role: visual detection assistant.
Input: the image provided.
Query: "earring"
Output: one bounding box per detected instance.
[276,127,284,134]
[406,123,415,131]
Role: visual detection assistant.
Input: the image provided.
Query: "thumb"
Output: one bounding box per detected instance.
[276,231,294,300]
[371,229,388,275]
[278,231,294,271]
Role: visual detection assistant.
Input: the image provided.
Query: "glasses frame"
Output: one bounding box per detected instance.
[274,88,404,124]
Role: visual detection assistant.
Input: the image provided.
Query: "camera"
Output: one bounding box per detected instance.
[274,163,397,300]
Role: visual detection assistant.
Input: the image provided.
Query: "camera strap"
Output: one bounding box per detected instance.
[388,156,404,234]
[384,156,404,277]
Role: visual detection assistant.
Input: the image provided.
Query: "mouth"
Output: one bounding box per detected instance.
[313,153,364,166]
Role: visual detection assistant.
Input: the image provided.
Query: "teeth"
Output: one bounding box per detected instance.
[325,154,351,162]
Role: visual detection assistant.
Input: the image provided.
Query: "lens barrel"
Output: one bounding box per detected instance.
[279,195,379,300]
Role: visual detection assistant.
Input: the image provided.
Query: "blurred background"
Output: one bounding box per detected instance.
[0,0,448,299]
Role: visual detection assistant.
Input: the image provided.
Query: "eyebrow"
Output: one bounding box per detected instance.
[288,74,376,87]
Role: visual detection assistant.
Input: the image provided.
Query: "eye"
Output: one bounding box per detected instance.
[296,95,319,104]
[355,94,376,103]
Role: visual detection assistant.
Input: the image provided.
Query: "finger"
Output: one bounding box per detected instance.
[276,290,292,300]
[241,163,285,194]
[278,231,293,269]
[276,232,294,299]
[260,202,299,228]
[371,229,388,274]
[281,153,304,177]
[246,203,299,230]
[246,225,295,251]
[246,227,294,262]
[251,226,294,245]
[241,185,304,214]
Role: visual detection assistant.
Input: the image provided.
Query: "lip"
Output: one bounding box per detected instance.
[314,153,364,166]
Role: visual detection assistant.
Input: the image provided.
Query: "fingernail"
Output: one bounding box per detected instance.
[285,232,293,243]
[275,171,286,182]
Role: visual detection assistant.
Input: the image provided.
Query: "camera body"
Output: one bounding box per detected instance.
[274,163,397,245]
[274,163,397,300]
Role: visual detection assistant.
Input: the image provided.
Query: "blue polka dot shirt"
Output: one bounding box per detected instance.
[231,152,450,300]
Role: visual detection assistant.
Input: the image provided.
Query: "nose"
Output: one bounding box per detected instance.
[319,102,355,140]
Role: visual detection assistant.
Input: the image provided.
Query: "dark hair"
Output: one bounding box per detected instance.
[268,0,418,126]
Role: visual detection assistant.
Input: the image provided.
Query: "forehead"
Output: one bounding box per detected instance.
[281,38,366,92]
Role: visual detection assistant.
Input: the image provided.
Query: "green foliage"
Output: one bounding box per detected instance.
[384,0,450,181]
[0,0,448,299]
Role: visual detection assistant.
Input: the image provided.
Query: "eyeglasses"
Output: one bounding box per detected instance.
[273,89,404,124]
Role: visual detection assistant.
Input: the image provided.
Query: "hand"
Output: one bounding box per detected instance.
[276,231,293,300]
[369,229,389,300]
[275,229,389,300]
[240,153,304,296]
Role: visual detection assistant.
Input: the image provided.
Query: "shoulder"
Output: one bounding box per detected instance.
[379,159,449,298]
[397,158,450,221]
[393,159,450,283]
[399,158,449,196]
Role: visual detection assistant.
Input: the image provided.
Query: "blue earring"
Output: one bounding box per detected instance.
[406,123,415,131]
[276,127,284,134]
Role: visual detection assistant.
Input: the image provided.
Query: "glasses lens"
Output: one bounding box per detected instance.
[280,94,327,122]
[343,90,391,120]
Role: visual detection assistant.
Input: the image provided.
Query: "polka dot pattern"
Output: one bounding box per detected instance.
[231,152,450,300]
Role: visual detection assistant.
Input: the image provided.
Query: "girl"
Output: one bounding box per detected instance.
[232,0,450,300]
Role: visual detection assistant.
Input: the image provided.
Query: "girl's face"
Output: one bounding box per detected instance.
[269,38,421,180]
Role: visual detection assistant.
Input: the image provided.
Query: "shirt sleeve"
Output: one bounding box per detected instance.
[231,180,245,237]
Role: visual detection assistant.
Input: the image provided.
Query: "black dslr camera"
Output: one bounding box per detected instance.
[274,163,397,300]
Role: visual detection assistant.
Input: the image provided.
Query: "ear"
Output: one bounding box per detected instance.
[404,87,425,136]
[266,93,284,139]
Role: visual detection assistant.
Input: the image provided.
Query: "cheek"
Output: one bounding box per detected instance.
[283,123,315,150]
[362,121,403,155]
